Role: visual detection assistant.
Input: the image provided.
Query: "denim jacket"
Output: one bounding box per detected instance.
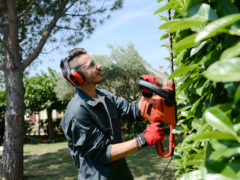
[61,88,142,180]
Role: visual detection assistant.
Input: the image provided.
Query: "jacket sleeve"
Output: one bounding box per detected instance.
[112,94,143,122]
[70,109,112,165]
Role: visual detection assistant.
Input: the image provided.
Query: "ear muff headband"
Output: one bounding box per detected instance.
[63,57,85,86]
[63,57,71,75]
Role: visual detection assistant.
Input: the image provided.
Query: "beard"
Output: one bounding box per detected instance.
[95,70,104,84]
[85,73,104,85]
[94,77,104,84]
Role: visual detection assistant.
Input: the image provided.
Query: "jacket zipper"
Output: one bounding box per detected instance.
[98,96,114,139]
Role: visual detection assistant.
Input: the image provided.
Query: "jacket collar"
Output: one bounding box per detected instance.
[76,88,105,107]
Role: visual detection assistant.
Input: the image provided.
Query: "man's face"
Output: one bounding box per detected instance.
[76,54,103,84]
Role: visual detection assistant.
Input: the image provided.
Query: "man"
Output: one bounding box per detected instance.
[60,48,164,180]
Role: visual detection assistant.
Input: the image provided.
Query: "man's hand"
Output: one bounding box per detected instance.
[139,75,158,97]
[144,122,165,146]
[135,122,165,149]
[110,123,164,161]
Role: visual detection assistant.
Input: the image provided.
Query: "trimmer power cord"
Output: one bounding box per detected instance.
[158,150,174,180]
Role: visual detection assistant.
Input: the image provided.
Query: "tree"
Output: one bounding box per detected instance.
[24,68,65,141]
[0,0,123,179]
[155,0,240,179]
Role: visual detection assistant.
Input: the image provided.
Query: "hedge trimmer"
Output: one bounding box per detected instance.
[138,76,176,158]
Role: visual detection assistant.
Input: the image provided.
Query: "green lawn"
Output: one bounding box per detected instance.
[1,138,179,180]
[126,145,176,180]
[23,142,77,180]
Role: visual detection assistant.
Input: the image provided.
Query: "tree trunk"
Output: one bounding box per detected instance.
[47,109,55,141]
[3,69,25,180]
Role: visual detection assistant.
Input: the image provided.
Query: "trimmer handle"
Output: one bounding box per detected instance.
[155,125,176,158]
[137,79,175,106]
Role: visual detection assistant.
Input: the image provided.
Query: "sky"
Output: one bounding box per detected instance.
[28,0,171,75]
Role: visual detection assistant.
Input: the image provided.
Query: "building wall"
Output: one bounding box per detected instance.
[25,109,63,136]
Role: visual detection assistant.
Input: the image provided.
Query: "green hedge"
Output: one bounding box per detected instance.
[155,0,240,179]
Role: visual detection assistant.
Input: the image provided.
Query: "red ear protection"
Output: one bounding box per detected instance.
[63,58,85,86]
[67,69,85,86]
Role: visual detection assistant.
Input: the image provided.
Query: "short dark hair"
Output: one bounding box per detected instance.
[60,48,87,78]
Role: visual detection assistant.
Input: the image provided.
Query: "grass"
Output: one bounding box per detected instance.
[0,136,181,180]
[127,146,176,180]
[24,142,78,180]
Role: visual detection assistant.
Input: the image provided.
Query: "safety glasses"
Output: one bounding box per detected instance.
[76,59,97,72]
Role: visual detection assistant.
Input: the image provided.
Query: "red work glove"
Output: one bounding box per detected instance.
[139,75,158,97]
[134,122,165,149]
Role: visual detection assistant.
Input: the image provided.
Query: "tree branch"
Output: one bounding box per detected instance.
[23,0,70,69]
[64,8,105,17]
[64,0,107,17]
[167,1,174,75]
[55,25,80,31]
[17,0,35,21]
[64,0,79,13]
